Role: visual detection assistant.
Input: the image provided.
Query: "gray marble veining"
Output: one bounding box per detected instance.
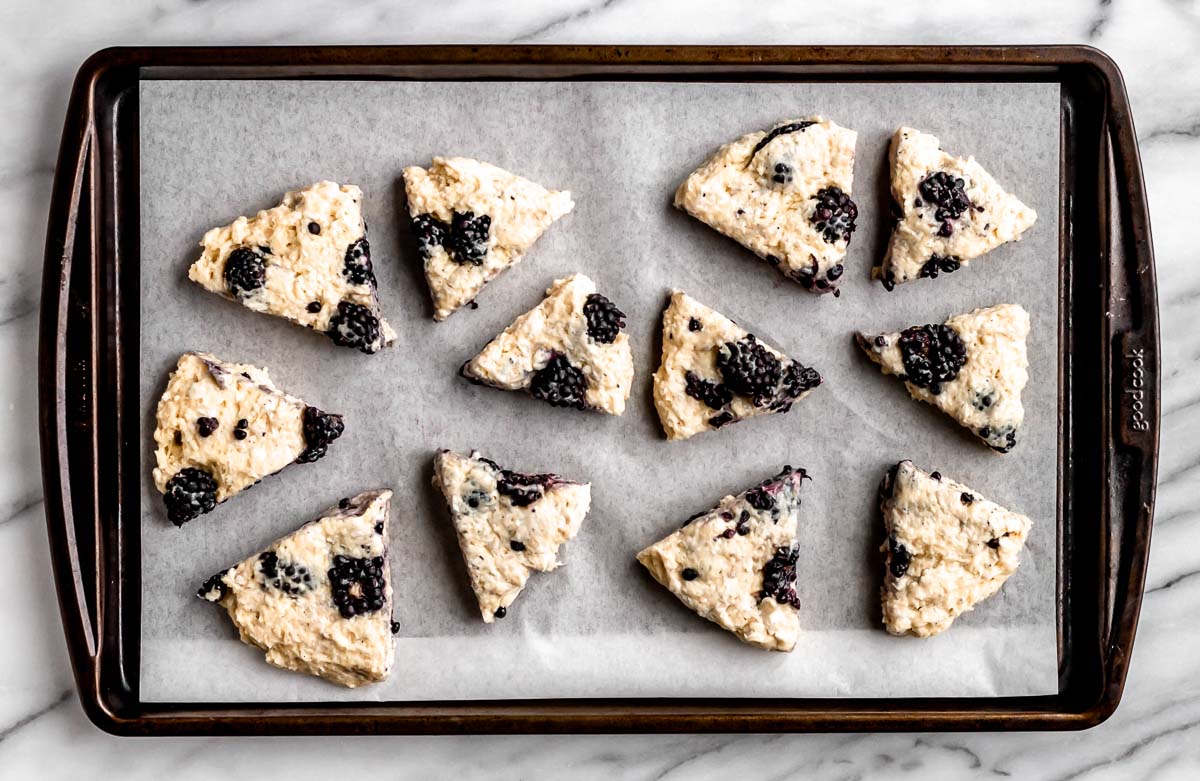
[2,0,1199,778]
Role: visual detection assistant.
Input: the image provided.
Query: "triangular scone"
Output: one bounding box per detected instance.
[653,291,822,440]
[199,490,395,687]
[460,274,634,415]
[674,117,858,295]
[857,304,1029,453]
[152,352,345,525]
[878,128,1037,289]
[404,157,574,320]
[879,462,1031,637]
[637,466,808,651]
[433,450,591,622]
[189,181,396,354]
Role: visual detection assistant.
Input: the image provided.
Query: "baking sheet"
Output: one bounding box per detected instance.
[138,79,1060,702]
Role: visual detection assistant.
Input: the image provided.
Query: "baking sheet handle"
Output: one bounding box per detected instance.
[38,51,104,720]
[1097,47,1159,716]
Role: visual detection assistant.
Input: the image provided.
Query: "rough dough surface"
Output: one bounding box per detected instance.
[403,157,574,321]
[879,462,1031,637]
[152,352,343,521]
[653,291,822,440]
[189,181,396,353]
[199,490,395,687]
[433,450,591,622]
[461,274,634,415]
[674,117,858,294]
[857,304,1030,453]
[637,467,808,651]
[879,128,1037,288]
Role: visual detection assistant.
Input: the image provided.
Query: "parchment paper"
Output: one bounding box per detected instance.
[139,79,1060,702]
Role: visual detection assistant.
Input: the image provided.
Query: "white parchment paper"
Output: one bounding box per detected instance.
[139,79,1060,702]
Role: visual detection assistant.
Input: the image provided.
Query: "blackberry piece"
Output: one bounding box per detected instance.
[781,363,822,401]
[750,120,816,158]
[328,300,382,353]
[987,538,1001,549]
[898,324,967,392]
[339,497,351,509]
[233,429,247,441]
[771,162,793,185]
[494,607,507,619]
[223,247,266,298]
[736,510,751,536]
[681,568,699,581]
[328,555,387,618]
[708,410,735,429]
[446,210,491,265]
[411,213,447,259]
[583,293,626,344]
[259,552,313,597]
[163,467,218,526]
[746,486,775,512]
[972,390,995,411]
[308,221,321,235]
[391,621,401,634]
[919,254,961,280]
[197,572,229,600]
[760,547,800,608]
[306,301,322,314]
[827,263,844,281]
[343,237,376,287]
[297,405,344,464]
[918,171,971,236]
[810,186,858,244]
[888,536,911,578]
[716,335,781,407]
[983,426,1018,453]
[961,492,975,505]
[684,371,732,411]
[688,317,703,332]
[510,540,527,552]
[196,417,218,437]
[495,470,548,508]
[792,258,819,289]
[529,353,588,409]
[879,463,900,501]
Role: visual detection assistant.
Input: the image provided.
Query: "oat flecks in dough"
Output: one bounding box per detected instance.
[152,352,345,525]
[879,127,1037,289]
[433,450,591,623]
[637,466,808,651]
[189,181,395,354]
[879,462,1031,638]
[674,117,858,294]
[857,304,1029,453]
[403,157,574,321]
[199,490,395,687]
[460,274,634,416]
[652,291,822,441]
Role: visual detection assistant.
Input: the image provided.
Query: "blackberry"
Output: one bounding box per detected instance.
[717,335,781,407]
[887,536,911,578]
[343,237,376,287]
[197,572,229,601]
[810,187,858,244]
[496,470,548,508]
[258,551,314,596]
[898,324,967,393]
[583,293,626,344]
[918,171,971,236]
[771,162,793,185]
[297,405,344,463]
[411,213,447,258]
[446,210,491,265]
[684,371,732,411]
[529,353,588,409]
[223,247,266,298]
[760,547,800,609]
[163,467,218,526]
[919,254,961,280]
[780,363,822,402]
[196,417,218,437]
[328,300,382,353]
[750,120,816,159]
[328,555,387,618]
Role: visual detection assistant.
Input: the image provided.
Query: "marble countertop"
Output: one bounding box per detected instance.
[3,0,1198,777]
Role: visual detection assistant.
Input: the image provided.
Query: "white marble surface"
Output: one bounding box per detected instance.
[2,0,1199,777]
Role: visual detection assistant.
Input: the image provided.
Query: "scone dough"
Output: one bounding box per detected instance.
[404,157,574,321]
[653,291,822,440]
[857,304,1030,453]
[152,352,345,525]
[461,274,634,415]
[675,117,858,294]
[637,466,808,651]
[189,181,396,354]
[199,490,395,687]
[433,450,591,622]
[879,128,1037,288]
[879,462,1031,637]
